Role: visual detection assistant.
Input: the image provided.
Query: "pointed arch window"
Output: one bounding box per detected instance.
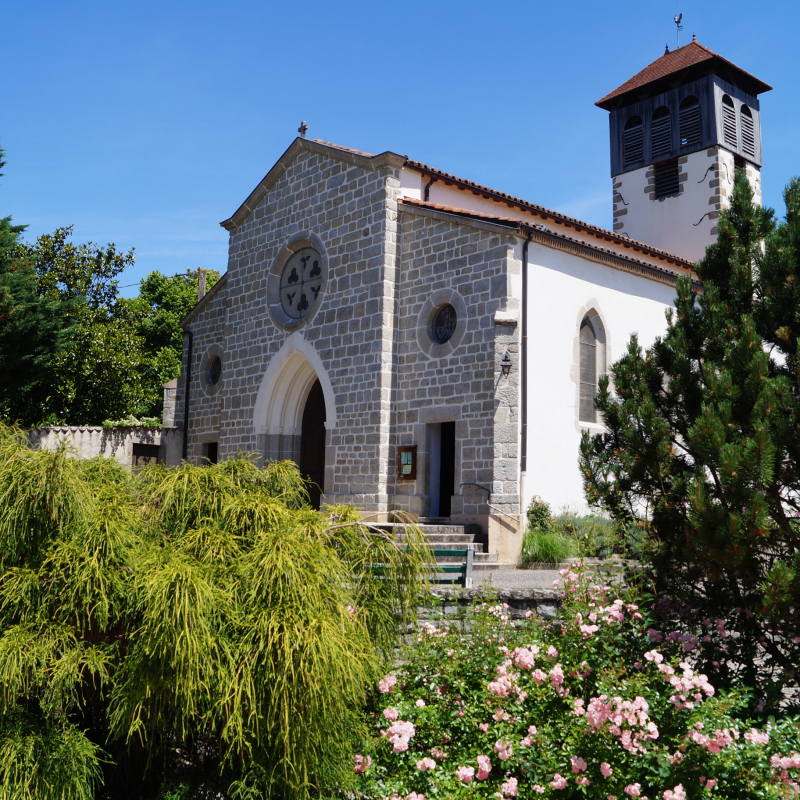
[651,107,672,160]
[623,116,644,168]
[579,314,606,423]
[679,96,701,147]
[722,95,738,149]
[741,105,756,159]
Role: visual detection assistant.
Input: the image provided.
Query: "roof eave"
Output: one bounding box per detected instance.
[402,160,694,270]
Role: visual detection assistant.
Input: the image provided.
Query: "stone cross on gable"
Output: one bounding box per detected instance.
[298,120,308,138]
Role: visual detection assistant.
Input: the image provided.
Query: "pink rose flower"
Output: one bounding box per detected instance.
[601,762,613,778]
[415,698,426,707]
[571,755,588,773]
[383,708,399,720]
[479,722,490,732]
[353,754,371,773]
[551,773,568,789]
[624,784,641,798]
[416,757,436,772]
[476,754,492,780]
[501,777,519,797]
[378,675,397,693]
[455,766,475,784]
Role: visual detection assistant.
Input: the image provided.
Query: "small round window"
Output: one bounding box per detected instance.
[431,304,457,344]
[280,247,323,321]
[206,355,222,386]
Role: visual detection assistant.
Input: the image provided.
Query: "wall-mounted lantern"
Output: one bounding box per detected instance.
[500,351,512,377]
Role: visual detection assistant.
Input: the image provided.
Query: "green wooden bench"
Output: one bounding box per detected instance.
[369,547,474,589]
[430,547,474,589]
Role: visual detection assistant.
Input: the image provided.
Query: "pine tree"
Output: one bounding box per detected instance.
[581,170,800,710]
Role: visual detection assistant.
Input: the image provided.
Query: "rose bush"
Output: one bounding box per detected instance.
[355,564,800,799]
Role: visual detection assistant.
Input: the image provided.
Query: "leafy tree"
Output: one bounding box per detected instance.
[123,268,220,398]
[0,147,74,421]
[580,170,800,710]
[0,423,431,798]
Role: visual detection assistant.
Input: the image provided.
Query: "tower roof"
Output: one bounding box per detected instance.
[596,39,771,110]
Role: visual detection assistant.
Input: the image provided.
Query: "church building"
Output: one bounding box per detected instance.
[175,39,770,565]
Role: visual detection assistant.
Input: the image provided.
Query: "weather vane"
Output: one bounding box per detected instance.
[674,3,683,49]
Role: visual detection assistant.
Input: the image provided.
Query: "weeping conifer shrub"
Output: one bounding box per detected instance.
[0,424,433,799]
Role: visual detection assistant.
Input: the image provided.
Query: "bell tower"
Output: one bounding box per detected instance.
[596,37,771,262]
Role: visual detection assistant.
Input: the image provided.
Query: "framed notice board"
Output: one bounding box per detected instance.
[397,446,417,480]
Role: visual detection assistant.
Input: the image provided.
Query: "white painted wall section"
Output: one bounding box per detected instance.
[522,242,678,516]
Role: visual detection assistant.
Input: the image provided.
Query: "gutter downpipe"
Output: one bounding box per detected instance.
[181,330,193,461]
[520,228,533,475]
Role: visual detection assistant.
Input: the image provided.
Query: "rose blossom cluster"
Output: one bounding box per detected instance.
[770,750,800,791]
[417,622,448,641]
[494,740,513,761]
[381,719,415,752]
[573,693,658,754]
[455,754,492,783]
[487,660,528,702]
[689,725,738,753]
[662,784,686,800]
[378,674,397,693]
[353,754,372,773]
[656,660,715,709]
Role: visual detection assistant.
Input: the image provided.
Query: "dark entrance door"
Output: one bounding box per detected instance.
[438,421,456,518]
[300,379,326,509]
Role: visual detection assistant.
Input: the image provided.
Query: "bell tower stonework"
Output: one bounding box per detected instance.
[596,37,771,263]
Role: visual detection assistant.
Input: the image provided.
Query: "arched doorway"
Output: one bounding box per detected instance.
[300,379,326,509]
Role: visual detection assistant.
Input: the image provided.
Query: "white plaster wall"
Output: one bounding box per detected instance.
[522,242,678,516]
[398,167,695,270]
[614,147,762,264]
[28,427,183,467]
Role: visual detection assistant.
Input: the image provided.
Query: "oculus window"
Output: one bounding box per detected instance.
[431,304,457,345]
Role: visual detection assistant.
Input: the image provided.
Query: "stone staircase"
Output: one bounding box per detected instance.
[375,517,516,571]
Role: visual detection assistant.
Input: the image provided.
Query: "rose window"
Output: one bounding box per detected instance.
[280,247,323,321]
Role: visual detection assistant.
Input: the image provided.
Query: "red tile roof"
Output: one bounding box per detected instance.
[312,139,376,158]
[399,197,526,227]
[596,39,771,109]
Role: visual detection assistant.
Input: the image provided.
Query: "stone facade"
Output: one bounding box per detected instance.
[390,206,521,558]
[176,140,528,557]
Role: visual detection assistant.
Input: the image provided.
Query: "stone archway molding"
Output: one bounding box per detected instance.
[252,332,337,436]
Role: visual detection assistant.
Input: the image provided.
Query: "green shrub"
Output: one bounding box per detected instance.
[525,495,555,532]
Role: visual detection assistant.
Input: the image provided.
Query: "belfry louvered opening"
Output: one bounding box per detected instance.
[722,95,738,149]
[623,116,644,168]
[679,96,701,148]
[741,105,756,158]
[651,107,672,160]
[579,318,598,423]
[654,159,680,199]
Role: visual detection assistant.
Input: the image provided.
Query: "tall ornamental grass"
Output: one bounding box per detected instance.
[0,423,432,799]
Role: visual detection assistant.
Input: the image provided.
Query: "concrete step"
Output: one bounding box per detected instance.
[473,562,517,571]
[435,549,491,562]
[395,533,477,544]
[377,522,482,537]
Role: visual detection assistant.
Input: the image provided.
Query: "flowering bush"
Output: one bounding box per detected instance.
[355,564,800,799]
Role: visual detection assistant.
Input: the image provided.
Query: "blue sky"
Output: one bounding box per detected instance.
[3,0,797,295]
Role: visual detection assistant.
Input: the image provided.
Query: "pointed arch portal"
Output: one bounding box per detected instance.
[252,333,337,507]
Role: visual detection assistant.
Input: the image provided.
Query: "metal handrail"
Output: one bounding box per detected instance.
[460,482,491,501]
